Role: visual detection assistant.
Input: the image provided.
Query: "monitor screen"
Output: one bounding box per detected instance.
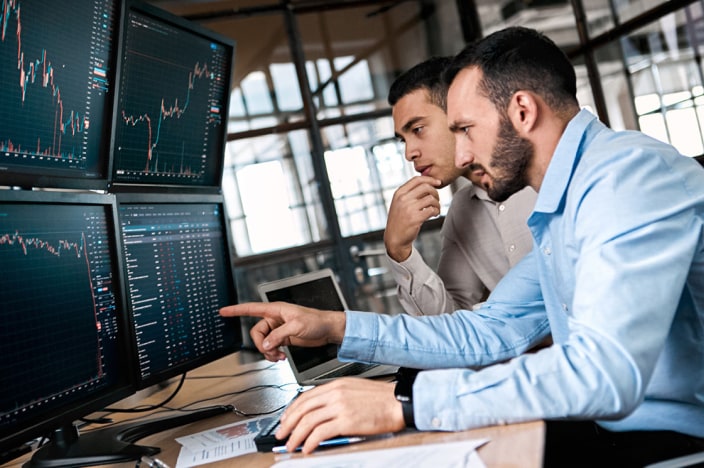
[116,194,241,388]
[0,190,134,457]
[109,1,234,192]
[0,0,120,190]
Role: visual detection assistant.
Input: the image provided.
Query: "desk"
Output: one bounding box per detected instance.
[4,353,544,468]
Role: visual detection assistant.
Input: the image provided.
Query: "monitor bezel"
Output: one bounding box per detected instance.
[107,0,235,194]
[115,192,242,389]
[0,0,123,192]
[0,189,136,454]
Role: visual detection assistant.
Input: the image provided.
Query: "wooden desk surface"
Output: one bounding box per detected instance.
[4,353,544,468]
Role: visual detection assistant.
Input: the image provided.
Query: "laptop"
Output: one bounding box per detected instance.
[257,268,398,386]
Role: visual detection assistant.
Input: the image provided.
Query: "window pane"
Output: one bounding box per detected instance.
[297,0,464,119]
[606,5,704,153]
[241,71,274,114]
[593,42,639,131]
[270,62,303,111]
[477,0,579,48]
[584,0,616,37]
[223,130,329,256]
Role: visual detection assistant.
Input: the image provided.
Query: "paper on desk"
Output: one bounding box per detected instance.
[271,438,489,468]
[174,415,276,467]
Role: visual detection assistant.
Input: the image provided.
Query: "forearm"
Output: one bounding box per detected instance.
[412,326,642,431]
[339,305,550,369]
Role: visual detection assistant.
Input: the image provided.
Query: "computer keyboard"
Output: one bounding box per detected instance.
[254,391,303,452]
[254,415,288,452]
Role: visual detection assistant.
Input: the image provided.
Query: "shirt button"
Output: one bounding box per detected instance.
[431,417,442,428]
[508,244,516,252]
[498,204,506,212]
[543,247,551,255]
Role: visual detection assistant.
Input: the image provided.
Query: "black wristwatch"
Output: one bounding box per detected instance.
[394,368,420,428]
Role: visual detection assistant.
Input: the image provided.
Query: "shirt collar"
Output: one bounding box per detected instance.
[470,183,494,203]
[533,108,599,214]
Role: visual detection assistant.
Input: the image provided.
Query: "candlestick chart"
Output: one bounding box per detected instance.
[0,0,117,184]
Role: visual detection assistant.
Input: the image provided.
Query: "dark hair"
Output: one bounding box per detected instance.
[388,56,453,110]
[443,27,578,113]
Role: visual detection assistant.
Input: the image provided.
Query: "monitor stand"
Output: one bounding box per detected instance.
[24,405,232,467]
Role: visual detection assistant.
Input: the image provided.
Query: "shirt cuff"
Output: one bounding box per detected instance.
[339,310,379,363]
[387,247,435,294]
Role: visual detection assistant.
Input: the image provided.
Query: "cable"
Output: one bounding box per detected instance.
[104,374,187,413]
[185,362,278,380]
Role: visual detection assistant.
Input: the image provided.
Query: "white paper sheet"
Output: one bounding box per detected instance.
[174,415,276,467]
[271,438,490,468]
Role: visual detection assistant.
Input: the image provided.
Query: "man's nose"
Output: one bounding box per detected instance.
[455,145,473,168]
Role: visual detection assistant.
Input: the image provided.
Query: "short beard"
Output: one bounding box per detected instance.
[486,115,533,202]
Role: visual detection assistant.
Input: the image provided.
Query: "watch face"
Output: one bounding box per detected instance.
[394,367,420,401]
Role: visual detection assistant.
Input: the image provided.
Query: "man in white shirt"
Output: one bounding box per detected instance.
[385,57,536,314]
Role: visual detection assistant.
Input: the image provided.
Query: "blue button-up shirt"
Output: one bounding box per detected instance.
[340,109,704,437]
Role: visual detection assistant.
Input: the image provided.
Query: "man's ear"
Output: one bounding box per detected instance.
[507,90,538,136]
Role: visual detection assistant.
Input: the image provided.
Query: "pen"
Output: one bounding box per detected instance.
[139,455,171,468]
[272,436,366,453]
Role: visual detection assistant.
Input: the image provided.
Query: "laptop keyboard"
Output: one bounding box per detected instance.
[319,362,377,379]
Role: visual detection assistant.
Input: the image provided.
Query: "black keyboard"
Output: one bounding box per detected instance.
[254,392,303,452]
[254,415,288,452]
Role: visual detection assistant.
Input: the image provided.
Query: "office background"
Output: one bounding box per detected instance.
[145,0,704,333]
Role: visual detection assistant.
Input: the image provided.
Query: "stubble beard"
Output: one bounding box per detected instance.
[485,115,533,203]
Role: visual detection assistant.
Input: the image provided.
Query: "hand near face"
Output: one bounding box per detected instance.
[219,302,346,361]
[277,378,405,454]
[384,176,442,262]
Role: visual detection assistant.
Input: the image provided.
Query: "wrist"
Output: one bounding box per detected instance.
[387,244,412,263]
[329,311,347,344]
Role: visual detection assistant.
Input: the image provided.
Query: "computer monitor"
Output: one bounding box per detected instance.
[0,0,120,190]
[0,190,139,465]
[116,193,242,389]
[109,1,235,192]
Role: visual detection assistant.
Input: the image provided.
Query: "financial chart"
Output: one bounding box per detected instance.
[0,0,116,176]
[111,9,231,187]
[0,202,119,424]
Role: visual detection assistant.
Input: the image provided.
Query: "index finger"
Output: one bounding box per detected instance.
[219,301,281,318]
[401,175,442,191]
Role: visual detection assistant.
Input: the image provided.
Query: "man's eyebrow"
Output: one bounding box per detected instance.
[401,116,424,133]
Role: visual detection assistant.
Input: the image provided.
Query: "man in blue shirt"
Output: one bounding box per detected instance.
[221,27,704,466]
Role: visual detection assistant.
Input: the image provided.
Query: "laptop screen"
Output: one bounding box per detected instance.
[261,274,344,373]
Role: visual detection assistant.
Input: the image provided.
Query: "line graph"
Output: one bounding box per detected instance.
[0,203,117,412]
[120,61,213,173]
[0,230,85,257]
[111,9,231,187]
